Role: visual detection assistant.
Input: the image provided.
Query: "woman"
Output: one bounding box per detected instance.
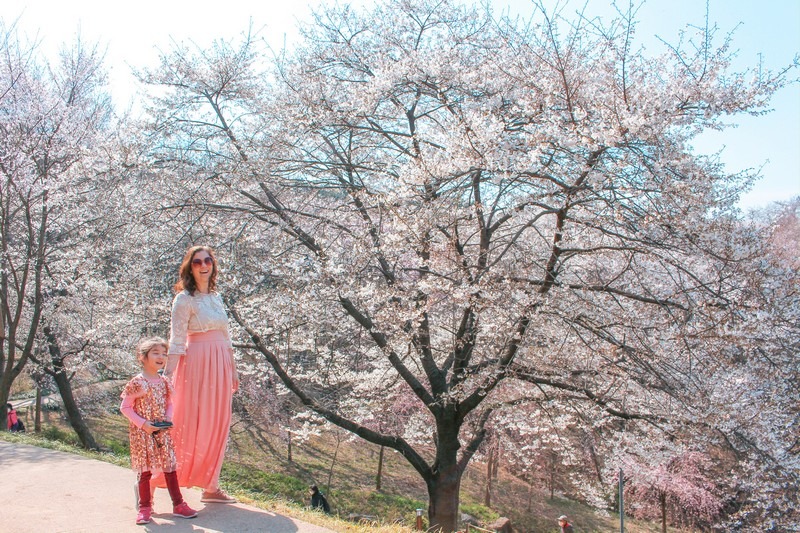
[163,245,238,503]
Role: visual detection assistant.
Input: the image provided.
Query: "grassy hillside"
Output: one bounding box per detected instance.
[6,391,689,533]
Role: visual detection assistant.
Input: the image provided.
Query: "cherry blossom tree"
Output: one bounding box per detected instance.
[623,452,722,532]
[707,200,800,530]
[0,23,119,438]
[134,1,795,529]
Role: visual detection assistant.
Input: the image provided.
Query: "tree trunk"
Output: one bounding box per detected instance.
[492,443,500,481]
[327,433,340,495]
[288,429,293,463]
[427,472,462,533]
[484,446,494,507]
[43,326,99,451]
[0,340,19,432]
[35,387,42,432]
[527,480,533,512]
[376,445,384,491]
[51,361,99,450]
[585,433,603,483]
[660,491,667,533]
[427,429,464,533]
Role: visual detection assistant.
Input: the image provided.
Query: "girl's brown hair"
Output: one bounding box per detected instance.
[173,245,218,295]
[136,337,168,362]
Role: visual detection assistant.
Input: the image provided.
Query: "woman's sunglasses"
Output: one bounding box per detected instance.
[191,257,214,267]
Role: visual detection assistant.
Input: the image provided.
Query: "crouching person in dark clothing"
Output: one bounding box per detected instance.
[309,485,331,514]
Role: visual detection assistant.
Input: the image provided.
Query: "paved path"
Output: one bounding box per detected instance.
[0,441,335,533]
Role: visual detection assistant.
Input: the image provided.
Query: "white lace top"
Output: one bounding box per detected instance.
[168,291,232,355]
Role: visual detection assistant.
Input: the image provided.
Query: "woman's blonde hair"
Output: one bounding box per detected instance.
[135,337,168,361]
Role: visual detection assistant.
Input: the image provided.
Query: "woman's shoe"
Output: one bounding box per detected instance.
[201,489,236,503]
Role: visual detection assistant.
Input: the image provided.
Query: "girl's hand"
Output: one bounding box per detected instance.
[232,376,239,393]
[142,421,158,435]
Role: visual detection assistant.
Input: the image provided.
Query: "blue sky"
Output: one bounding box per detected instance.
[4,0,798,210]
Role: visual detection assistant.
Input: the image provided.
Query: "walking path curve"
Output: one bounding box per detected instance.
[0,441,335,533]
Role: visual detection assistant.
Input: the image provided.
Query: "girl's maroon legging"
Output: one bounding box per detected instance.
[138,470,184,509]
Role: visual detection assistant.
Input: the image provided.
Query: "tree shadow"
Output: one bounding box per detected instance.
[146,503,306,532]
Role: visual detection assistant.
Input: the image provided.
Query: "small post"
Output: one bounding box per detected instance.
[619,468,624,533]
[416,508,424,531]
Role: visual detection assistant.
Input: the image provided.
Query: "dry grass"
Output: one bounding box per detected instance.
[222,417,684,533]
[4,398,691,533]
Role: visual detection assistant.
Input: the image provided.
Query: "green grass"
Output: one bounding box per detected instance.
[40,425,82,447]
[0,428,130,468]
[218,462,428,529]
[459,502,500,524]
[223,462,309,502]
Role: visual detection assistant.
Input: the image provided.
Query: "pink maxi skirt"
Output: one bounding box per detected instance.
[170,330,235,490]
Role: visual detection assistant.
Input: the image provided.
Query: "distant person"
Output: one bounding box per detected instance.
[6,403,23,432]
[558,515,574,533]
[120,337,198,525]
[309,484,331,514]
[161,245,239,504]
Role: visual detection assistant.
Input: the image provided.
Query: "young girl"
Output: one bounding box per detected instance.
[120,337,198,525]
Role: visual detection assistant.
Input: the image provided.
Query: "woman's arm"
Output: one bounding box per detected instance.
[165,293,191,378]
